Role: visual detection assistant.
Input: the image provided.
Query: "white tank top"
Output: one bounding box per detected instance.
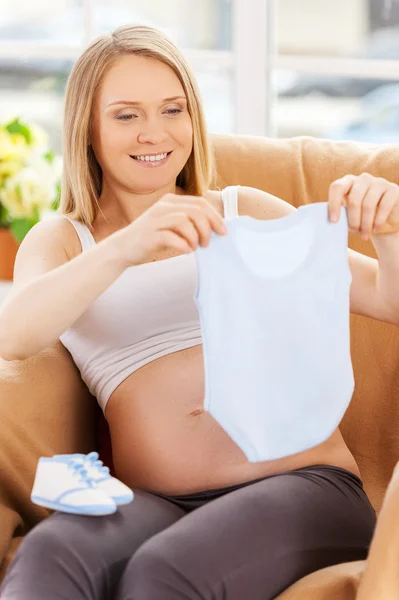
[194,200,354,462]
[59,187,239,411]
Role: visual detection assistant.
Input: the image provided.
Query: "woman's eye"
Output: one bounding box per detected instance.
[116,109,182,120]
[116,114,136,121]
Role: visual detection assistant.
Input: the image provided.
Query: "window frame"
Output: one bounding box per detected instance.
[1,0,399,137]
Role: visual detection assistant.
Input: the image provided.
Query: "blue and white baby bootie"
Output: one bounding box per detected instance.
[31,456,117,516]
[53,452,134,506]
[31,452,134,516]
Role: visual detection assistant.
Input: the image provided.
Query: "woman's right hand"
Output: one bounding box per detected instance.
[112,193,227,267]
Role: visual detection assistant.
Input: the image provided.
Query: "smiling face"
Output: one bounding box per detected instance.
[91,54,194,196]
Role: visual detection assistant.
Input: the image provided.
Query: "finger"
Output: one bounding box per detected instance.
[160,213,201,250]
[178,195,227,235]
[373,188,398,233]
[185,207,214,247]
[346,178,371,232]
[158,201,217,246]
[173,220,201,250]
[171,205,213,247]
[359,183,387,238]
[328,175,357,222]
[157,230,193,254]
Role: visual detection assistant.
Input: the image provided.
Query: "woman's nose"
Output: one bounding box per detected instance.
[137,121,169,145]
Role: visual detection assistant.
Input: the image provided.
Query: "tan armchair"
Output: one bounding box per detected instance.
[1,134,399,598]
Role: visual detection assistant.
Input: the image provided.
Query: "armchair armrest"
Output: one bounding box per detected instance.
[356,462,399,599]
[0,343,96,578]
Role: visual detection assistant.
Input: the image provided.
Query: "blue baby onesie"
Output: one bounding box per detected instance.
[194,200,354,462]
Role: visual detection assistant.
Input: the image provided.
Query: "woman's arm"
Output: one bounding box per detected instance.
[238,182,399,327]
[328,173,399,326]
[0,193,226,361]
[0,218,126,361]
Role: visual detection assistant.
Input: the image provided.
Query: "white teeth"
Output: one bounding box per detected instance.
[134,152,168,162]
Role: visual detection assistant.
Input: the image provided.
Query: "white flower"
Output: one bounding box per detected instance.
[0,158,60,220]
[26,154,63,183]
[0,128,29,162]
[29,123,50,153]
[0,159,23,187]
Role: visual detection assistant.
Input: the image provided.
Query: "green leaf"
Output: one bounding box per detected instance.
[52,182,61,210]
[5,118,32,144]
[0,203,10,227]
[10,218,37,243]
[44,151,54,164]
[32,205,40,222]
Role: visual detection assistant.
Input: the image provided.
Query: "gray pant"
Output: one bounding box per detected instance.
[0,465,376,600]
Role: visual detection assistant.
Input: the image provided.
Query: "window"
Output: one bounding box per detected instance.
[278,0,399,59]
[275,73,399,143]
[0,1,83,42]
[0,0,234,152]
[274,0,399,141]
[1,0,399,144]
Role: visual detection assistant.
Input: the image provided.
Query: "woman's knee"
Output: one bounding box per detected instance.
[0,515,92,598]
[15,512,111,569]
[1,513,122,600]
[11,490,185,573]
[2,510,141,599]
[117,530,203,599]
[116,538,176,598]
[2,493,185,599]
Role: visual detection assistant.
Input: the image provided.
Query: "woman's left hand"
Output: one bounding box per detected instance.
[328,173,399,240]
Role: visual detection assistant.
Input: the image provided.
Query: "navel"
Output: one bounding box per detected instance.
[189,407,204,417]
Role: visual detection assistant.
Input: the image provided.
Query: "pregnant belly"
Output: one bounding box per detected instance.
[105,345,360,495]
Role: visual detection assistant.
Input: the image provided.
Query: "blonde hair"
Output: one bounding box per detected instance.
[60,24,215,226]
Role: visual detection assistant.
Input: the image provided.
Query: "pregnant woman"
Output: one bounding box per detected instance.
[2,23,399,600]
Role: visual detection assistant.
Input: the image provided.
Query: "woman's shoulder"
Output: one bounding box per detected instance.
[238,185,296,220]
[204,189,224,217]
[204,186,295,220]
[10,215,80,294]
[20,214,82,261]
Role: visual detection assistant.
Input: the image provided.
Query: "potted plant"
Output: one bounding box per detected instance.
[0,117,62,280]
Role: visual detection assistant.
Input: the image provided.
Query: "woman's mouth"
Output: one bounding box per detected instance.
[130,151,173,168]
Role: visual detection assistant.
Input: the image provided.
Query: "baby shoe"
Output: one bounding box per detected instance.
[31,456,117,516]
[53,452,134,506]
